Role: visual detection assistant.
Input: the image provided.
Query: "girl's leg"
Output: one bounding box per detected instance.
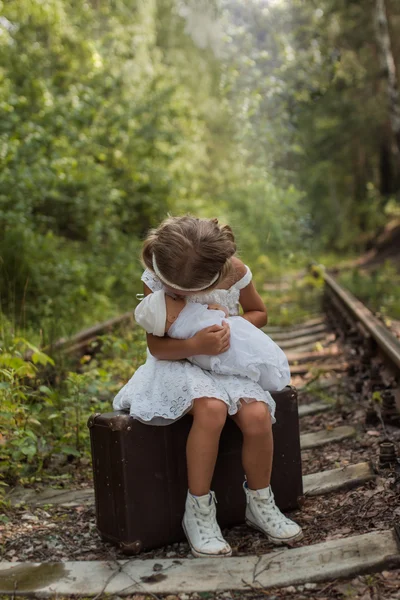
[187,397,228,495]
[231,399,303,545]
[231,399,273,490]
[183,397,231,558]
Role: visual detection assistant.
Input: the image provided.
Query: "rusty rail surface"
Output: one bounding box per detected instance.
[323,271,400,372]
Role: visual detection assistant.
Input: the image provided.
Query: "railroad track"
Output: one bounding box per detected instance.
[2,273,400,598]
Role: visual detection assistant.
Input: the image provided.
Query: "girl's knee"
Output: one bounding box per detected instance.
[239,402,272,436]
[192,397,228,431]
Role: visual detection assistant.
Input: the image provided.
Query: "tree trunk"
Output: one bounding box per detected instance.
[375,0,400,155]
[380,135,394,195]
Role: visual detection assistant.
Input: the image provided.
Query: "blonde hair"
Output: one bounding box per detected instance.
[142,216,236,291]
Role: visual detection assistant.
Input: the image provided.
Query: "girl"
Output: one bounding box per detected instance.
[113,216,302,558]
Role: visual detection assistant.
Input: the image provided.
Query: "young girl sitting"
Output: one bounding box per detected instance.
[134,289,290,391]
[113,216,302,558]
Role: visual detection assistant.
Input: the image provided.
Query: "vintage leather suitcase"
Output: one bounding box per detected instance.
[88,386,302,554]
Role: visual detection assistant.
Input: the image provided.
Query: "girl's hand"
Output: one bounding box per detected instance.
[208,303,229,318]
[190,322,230,355]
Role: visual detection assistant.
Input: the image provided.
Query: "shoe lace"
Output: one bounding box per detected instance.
[254,494,291,524]
[195,506,221,540]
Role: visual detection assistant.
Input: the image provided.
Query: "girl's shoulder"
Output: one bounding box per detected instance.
[231,257,247,280]
[230,257,252,290]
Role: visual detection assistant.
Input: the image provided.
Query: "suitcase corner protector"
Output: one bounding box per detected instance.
[87,413,102,428]
[120,540,143,555]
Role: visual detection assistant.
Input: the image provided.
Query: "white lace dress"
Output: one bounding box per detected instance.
[112,266,279,425]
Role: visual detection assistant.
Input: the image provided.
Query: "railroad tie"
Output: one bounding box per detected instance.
[1,529,399,594]
[300,425,356,450]
[298,401,332,417]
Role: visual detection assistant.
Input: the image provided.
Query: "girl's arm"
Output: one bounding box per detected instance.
[233,258,268,328]
[143,284,230,360]
[146,332,198,360]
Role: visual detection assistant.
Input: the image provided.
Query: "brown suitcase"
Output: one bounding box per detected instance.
[88,386,302,554]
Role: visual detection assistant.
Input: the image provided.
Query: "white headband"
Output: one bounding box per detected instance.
[152,255,220,292]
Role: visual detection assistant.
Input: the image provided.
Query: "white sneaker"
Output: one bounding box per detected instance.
[182,490,232,558]
[244,482,303,545]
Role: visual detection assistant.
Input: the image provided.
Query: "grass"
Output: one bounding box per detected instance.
[337,260,400,321]
[259,271,324,327]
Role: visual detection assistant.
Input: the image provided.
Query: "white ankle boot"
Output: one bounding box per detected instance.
[244,482,303,545]
[182,490,232,558]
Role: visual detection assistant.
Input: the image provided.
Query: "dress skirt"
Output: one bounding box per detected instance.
[112,350,278,426]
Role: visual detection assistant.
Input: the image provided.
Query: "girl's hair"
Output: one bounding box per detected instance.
[142,216,237,291]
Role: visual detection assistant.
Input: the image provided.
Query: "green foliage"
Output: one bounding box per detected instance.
[221,0,400,250]
[0,316,147,492]
[338,261,400,320]
[0,0,216,340]
[261,276,324,327]
[1,0,399,342]
[0,322,53,491]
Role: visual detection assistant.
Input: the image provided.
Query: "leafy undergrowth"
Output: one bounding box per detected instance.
[337,260,400,322]
[258,270,324,327]
[0,317,147,503]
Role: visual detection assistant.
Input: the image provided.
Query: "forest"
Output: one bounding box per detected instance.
[1,0,400,491]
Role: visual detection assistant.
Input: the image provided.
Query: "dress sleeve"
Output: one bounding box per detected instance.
[141,269,164,292]
[235,265,252,290]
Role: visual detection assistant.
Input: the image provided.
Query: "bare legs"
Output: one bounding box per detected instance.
[187,398,228,496]
[187,397,273,494]
[231,400,273,490]
[185,397,302,551]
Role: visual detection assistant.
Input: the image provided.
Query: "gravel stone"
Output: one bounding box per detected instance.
[305,582,318,589]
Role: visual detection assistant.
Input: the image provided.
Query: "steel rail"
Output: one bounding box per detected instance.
[323,271,400,371]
